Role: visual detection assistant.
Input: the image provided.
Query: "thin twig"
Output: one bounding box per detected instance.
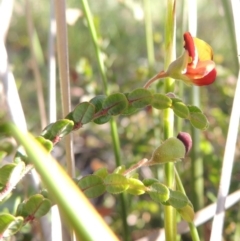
[25,0,47,129]
[123,159,149,176]
[54,0,75,178]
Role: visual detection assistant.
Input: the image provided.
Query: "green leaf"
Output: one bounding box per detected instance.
[17,194,51,219]
[72,102,95,125]
[65,111,74,121]
[16,202,24,216]
[102,93,128,115]
[104,173,129,194]
[172,101,190,118]
[121,94,139,115]
[170,97,182,104]
[51,119,74,138]
[148,183,170,203]
[78,175,106,199]
[90,95,111,124]
[94,115,112,125]
[121,104,138,115]
[0,213,23,238]
[168,190,188,209]
[35,136,53,152]
[187,105,202,113]
[177,204,195,222]
[0,213,14,233]
[40,123,54,140]
[190,112,209,130]
[0,164,16,185]
[41,119,74,141]
[128,88,153,108]
[152,93,172,109]
[142,178,159,187]
[24,194,51,218]
[127,178,146,195]
[34,199,52,218]
[40,189,49,199]
[90,95,107,111]
[149,137,186,165]
[0,162,25,186]
[93,167,108,179]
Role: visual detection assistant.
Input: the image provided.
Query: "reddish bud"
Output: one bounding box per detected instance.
[177,132,192,154]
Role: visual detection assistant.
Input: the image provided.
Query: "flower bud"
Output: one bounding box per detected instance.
[177,132,192,154]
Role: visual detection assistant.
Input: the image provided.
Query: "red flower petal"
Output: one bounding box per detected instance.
[187,68,217,86]
[183,32,197,66]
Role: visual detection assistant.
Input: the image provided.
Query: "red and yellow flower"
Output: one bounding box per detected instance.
[144,32,217,88]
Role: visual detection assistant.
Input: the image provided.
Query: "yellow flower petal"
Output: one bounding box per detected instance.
[193,37,213,61]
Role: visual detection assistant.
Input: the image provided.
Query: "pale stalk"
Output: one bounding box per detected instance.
[163,1,176,241]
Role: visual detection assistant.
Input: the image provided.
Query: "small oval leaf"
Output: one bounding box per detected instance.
[78,175,106,198]
[72,102,95,125]
[17,194,51,219]
[0,213,15,234]
[41,119,74,141]
[102,93,128,115]
[168,190,188,209]
[93,167,108,179]
[0,164,16,185]
[149,137,186,165]
[65,111,74,121]
[187,105,202,113]
[94,115,112,125]
[40,123,54,140]
[152,94,172,110]
[148,183,170,203]
[127,178,146,195]
[40,189,49,199]
[177,203,195,222]
[121,104,138,115]
[172,102,190,118]
[0,214,23,238]
[35,136,53,152]
[34,199,52,218]
[128,88,153,108]
[24,194,45,215]
[170,97,183,104]
[90,95,107,111]
[104,173,129,194]
[142,178,159,187]
[190,112,209,130]
[16,203,25,217]
[52,119,74,138]
[90,95,111,124]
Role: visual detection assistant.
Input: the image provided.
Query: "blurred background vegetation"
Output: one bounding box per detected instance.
[2,0,240,240]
